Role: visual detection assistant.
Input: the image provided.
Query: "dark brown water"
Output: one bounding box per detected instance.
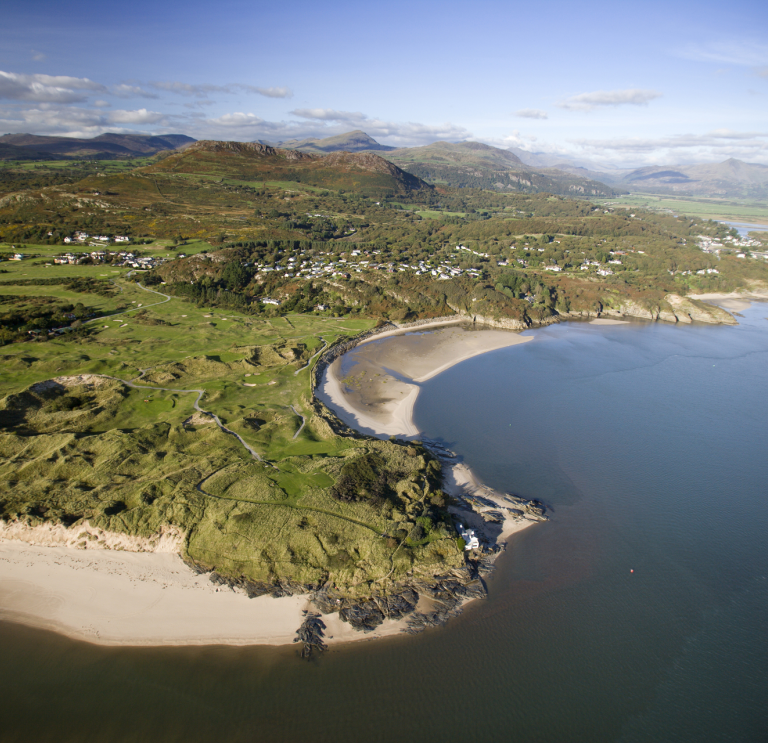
[2,306,768,743]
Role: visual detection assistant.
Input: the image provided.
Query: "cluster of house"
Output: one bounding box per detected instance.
[670,267,720,276]
[249,247,477,282]
[53,251,165,270]
[63,232,130,246]
[456,244,489,258]
[697,233,766,259]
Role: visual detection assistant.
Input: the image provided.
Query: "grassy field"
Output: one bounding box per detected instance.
[0,263,463,590]
[415,209,468,220]
[600,193,768,225]
[0,158,155,173]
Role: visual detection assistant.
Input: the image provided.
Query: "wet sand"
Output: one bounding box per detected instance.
[690,290,768,313]
[316,325,532,439]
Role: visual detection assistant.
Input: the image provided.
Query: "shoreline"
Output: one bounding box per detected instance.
[315,322,547,590]
[688,290,768,313]
[0,531,411,648]
[315,324,532,439]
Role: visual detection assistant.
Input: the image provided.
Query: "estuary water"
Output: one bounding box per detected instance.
[2,305,768,743]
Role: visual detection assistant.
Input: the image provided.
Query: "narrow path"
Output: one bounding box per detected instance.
[85,279,171,326]
[97,374,264,462]
[195,472,382,534]
[196,482,384,537]
[290,405,306,439]
[294,337,328,376]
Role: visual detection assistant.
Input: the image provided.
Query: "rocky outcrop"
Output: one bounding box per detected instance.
[463,313,529,330]
[294,612,327,658]
[599,295,737,325]
[187,140,313,161]
[665,294,737,324]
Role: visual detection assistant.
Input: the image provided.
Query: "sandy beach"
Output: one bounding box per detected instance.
[690,290,768,313]
[0,529,409,647]
[316,324,532,439]
[316,322,544,552]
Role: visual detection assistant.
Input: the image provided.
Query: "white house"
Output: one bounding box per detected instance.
[457,524,480,551]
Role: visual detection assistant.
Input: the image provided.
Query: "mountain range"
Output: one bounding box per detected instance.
[0,133,195,160]
[507,147,768,199]
[2,128,766,199]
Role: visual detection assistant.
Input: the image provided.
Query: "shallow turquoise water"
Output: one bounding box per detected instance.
[2,306,767,742]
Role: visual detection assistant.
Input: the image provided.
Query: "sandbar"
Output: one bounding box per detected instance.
[689,290,768,313]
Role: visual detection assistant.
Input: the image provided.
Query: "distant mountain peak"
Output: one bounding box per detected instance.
[275,130,395,154]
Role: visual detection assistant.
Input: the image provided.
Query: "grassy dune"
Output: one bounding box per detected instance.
[0,266,464,592]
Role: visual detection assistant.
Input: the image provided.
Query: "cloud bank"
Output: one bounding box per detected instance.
[558,88,662,111]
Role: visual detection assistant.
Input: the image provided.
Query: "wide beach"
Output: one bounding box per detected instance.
[315,322,532,439]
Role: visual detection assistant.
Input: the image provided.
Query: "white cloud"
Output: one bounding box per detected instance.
[514,109,548,119]
[31,50,46,62]
[111,83,158,99]
[207,112,266,128]
[283,108,471,146]
[558,89,662,112]
[679,41,768,67]
[149,81,292,99]
[569,130,768,166]
[254,87,292,99]
[93,100,111,108]
[291,108,367,122]
[0,71,105,103]
[107,108,167,125]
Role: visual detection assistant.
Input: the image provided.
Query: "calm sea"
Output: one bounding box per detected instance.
[2,305,767,743]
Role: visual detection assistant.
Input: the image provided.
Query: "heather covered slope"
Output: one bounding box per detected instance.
[146,140,429,197]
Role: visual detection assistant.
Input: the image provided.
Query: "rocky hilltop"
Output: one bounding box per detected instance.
[149,140,430,196]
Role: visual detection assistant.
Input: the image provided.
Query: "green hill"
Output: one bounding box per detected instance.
[147,140,429,197]
[382,140,620,197]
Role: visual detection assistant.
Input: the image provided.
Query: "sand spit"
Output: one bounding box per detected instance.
[689,290,768,313]
[317,323,547,587]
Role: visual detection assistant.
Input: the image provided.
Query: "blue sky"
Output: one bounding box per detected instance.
[1,0,767,167]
